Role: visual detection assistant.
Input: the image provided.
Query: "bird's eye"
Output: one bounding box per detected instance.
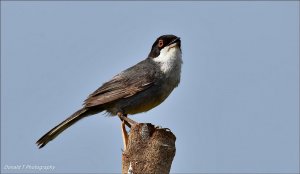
[158,40,164,48]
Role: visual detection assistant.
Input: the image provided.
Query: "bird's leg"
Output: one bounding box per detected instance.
[118,113,131,128]
[118,112,128,150]
[117,112,138,151]
[117,112,137,127]
[121,120,128,151]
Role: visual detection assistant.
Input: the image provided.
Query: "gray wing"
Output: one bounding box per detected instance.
[84,59,159,107]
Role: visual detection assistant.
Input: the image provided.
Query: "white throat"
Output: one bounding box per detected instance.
[153,45,183,86]
[153,45,182,74]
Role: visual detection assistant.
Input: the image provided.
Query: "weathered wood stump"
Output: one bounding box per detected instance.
[122,123,176,174]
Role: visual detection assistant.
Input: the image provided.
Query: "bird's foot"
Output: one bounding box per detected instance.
[155,125,162,129]
[155,125,171,132]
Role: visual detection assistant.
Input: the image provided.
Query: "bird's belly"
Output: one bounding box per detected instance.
[124,89,170,115]
[108,83,175,115]
[126,99,162,114]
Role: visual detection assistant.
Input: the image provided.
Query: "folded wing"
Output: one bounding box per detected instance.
[84,59,158,107]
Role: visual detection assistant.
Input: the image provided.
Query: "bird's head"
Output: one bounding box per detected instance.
[148,35,181,59]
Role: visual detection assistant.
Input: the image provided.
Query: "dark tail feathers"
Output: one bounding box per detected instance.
[36,108,91,148]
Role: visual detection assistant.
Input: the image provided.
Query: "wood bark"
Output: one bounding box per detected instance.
[122,123,176,174]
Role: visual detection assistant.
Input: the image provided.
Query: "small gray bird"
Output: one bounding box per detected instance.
[36,34,182,148]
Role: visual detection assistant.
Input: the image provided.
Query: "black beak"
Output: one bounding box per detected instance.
[167,37,181,46]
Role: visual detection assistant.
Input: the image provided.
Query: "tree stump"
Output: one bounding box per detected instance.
[121,123,176,174]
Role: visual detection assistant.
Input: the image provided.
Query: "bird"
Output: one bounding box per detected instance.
[36,34,182,149]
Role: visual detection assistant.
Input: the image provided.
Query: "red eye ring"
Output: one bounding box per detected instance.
[158,40,164,48]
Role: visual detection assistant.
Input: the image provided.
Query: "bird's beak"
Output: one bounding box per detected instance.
[167,37,181,46]
[167,37,181,50]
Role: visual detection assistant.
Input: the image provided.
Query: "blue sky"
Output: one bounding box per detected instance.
[1,1,299,173]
